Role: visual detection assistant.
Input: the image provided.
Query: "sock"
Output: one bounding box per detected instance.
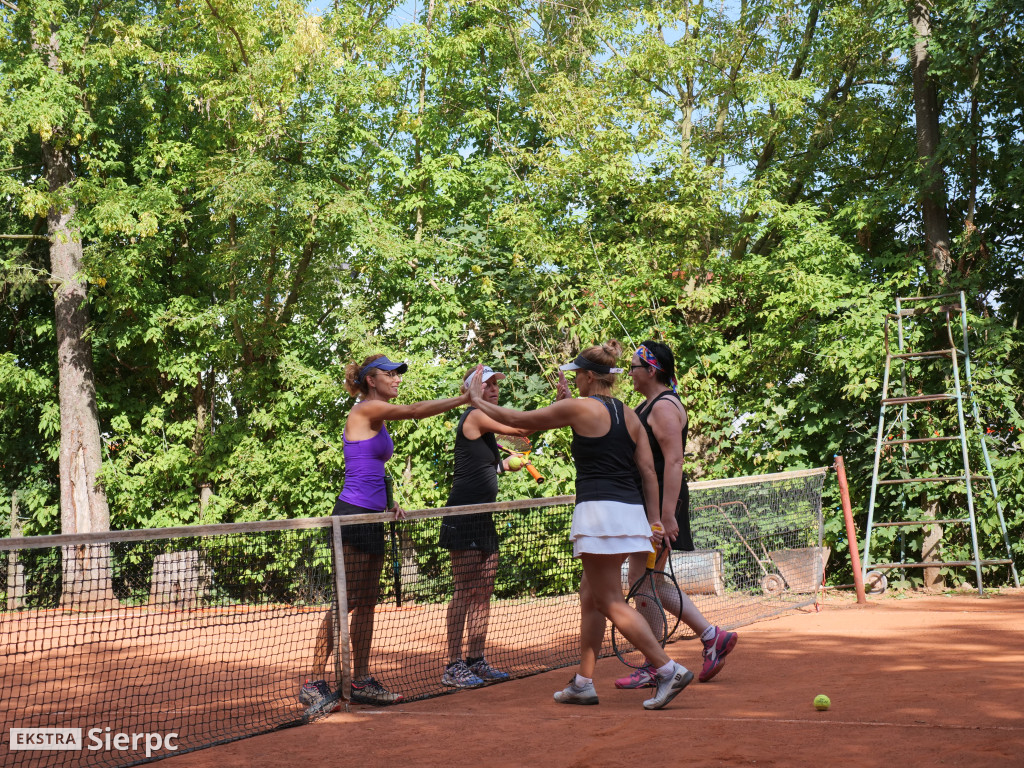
[656,660,678,679]
[700,625,717,643]
[574,674,592,688]
[466,656,483,667]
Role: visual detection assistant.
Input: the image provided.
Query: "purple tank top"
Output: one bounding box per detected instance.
[338,423,394,511]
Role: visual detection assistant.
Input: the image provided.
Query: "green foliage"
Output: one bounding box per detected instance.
[1,0,1021,591]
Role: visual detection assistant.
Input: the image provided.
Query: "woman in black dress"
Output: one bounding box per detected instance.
[440,366,528,688]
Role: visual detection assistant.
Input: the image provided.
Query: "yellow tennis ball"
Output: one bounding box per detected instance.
[508,457,523,471]
[813,694,830,711]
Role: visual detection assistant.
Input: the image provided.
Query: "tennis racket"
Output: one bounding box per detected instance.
[385,475,403,607]
[495,434,543,483]
[612,540,670,668]
[656,545,684,640]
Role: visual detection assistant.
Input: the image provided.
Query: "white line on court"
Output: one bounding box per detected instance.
[349,709,1024,733]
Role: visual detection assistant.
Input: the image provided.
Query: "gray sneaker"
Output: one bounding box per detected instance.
[442,660,485,689]
[642,662,693,710]
[553,678,598,705]
[350,676,404,706]
[468,658,510,683]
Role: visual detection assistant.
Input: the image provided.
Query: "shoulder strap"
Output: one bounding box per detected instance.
[636,391,674,419]
[648,390,686,432]
[588,395,622,424]
[456,408,473,434]
[650,391,678,406]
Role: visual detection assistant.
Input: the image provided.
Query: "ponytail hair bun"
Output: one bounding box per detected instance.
[344,354,387,397]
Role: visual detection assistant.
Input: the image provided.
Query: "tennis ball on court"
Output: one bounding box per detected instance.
[508,457,523,471]
[813,694,831,711]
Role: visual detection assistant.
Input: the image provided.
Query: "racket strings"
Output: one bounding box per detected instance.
[496,435,532,454]
[613,570,669,668]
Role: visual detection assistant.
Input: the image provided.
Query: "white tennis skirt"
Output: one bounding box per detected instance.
[570,500,655,558]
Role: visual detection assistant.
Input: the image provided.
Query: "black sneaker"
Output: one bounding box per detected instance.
[299,679,341,713]
[351,676,404,706]
[299,679,331,705]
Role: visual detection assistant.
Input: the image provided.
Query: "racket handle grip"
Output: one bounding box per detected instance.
[526,462,544,483]
[647,523,664,569]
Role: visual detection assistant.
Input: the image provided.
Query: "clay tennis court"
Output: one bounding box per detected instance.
[177,589,1024,768]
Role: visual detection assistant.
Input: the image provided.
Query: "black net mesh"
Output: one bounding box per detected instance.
[1,469,825,767]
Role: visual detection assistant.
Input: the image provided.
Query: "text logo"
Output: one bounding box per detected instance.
[9,728,179,758]
[86,728,178,757]
[9,728,83,751]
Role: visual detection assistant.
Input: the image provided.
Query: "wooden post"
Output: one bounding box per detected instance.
[331,517,352,702]
[834,456,867,604]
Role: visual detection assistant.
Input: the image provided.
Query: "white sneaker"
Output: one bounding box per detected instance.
[642,662,693,710]
[553,678,599,705]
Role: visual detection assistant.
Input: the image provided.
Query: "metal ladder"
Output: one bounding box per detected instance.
[862,292,1019,596]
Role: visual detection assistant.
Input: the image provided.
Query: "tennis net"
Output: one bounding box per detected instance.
[1,468,826,767]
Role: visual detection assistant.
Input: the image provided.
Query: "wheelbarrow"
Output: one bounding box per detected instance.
[700,502,828,595]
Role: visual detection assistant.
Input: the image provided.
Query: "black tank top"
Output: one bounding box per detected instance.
[446,408,501,506]
[633,390,688,506]
[572,396,643,504]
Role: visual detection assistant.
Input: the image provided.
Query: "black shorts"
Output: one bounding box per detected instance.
[332,498,386,556]
[671,482,695,552]
[439,512,499,554]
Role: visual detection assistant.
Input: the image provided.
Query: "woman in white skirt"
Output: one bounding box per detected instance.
[466,340,693,710]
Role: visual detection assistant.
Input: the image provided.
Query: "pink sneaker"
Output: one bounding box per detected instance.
[699,627,738,682]
[614,663,657,689]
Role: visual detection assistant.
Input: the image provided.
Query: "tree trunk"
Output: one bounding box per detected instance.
[919,495,945,590]
[38,26,117,611]
[908,1,950,589]
[193,370,214,522]
[909,0,952,278]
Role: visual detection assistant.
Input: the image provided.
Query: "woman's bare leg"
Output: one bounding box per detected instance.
[579,553,671,673]
[344,546,383,679]
[465,550,498,659]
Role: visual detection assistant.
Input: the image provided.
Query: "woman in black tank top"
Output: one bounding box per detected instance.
[439,366,530,689]
[618,341,738,688]
[465,341,693,710]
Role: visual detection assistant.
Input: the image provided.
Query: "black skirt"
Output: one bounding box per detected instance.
[332,498,385,556]
[439,512,499,554]
[671,481,695,552]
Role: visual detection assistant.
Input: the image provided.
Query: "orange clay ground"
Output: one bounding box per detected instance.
[178,589,1024,768]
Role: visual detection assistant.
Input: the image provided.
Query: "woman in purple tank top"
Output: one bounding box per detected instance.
[302,353,467,709]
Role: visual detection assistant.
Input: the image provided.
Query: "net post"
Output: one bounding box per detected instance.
[834,455,867,604]
[7,491,25,611]
[331,517,352,702]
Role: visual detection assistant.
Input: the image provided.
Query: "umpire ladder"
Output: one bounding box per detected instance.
[862,292,1019,596]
